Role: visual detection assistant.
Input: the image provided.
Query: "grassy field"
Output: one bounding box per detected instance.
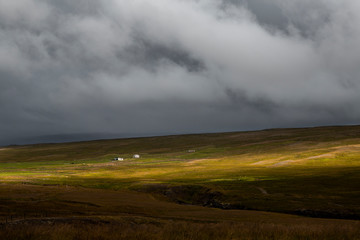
[0,125,360,239]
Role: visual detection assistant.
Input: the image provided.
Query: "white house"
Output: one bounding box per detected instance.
[133,154,140,159]
[114,157,124,161]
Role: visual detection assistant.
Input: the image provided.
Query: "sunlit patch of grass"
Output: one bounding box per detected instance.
[207,176,259,182]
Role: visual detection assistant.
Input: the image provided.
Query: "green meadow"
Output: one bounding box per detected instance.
[0,125,360,239]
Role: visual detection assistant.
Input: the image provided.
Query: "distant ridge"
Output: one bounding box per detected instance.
[3,124,359,147]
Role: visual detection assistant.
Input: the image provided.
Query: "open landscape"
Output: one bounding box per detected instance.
[0,125,359,239]
[2,0,360,239]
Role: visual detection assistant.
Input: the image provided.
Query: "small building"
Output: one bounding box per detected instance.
[114,157,124,161]
[187,150,196,153]
[133,154,140,159]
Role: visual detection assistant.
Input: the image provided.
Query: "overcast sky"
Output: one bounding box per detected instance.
[1,0,360,145]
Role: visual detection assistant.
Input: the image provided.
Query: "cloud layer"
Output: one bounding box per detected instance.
[1,0,360,144]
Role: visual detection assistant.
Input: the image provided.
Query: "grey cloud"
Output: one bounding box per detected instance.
[224,0,289,30]
[1,0,360,145]
[225,88,278,114]
[118,38,206,73]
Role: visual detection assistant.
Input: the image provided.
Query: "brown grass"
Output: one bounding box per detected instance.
[0,184,359,240]
[1,220,359,240]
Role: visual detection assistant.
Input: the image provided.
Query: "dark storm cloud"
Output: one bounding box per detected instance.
[1,0,360,145]
[119,38,206,73]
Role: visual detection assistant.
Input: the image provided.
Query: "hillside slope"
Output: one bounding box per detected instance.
[0,125,360,220]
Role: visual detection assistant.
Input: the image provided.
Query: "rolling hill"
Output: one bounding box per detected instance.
[0,125,360,239]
